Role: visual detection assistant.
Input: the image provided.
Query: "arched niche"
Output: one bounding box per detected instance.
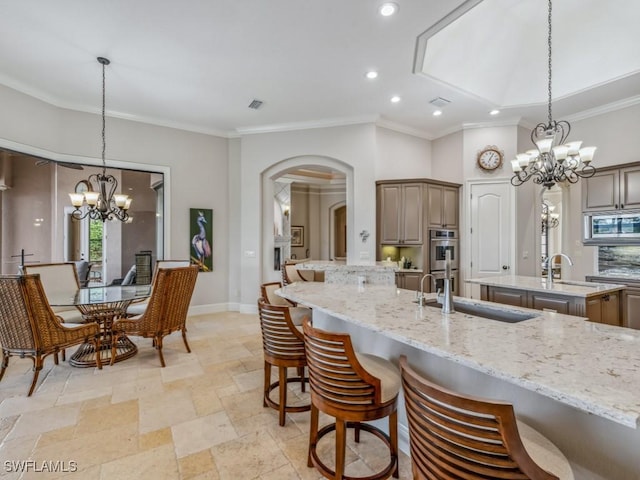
[261,155,354,283]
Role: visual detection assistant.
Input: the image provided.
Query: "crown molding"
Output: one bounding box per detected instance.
[564,95,640,123]
[375,118,433,140]
[235,115,379,135]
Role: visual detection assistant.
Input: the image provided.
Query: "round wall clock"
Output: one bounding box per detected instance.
[74,180,90,194]
[477,146,504,171]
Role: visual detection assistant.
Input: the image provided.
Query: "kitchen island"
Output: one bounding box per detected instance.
[294,259,420,286]
[467,275,626,326]
[277,282,640,480]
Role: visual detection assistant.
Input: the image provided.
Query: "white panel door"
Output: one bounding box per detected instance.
[469,181,513,298]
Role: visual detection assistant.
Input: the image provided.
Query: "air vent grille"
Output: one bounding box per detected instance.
[429,97,451,107]
[248,99,263,109]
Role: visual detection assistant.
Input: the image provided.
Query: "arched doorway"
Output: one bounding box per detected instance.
[261,156,353,283]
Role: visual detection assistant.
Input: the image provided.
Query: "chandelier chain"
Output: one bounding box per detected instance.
[547,0,553,126]
[101,60,106,170]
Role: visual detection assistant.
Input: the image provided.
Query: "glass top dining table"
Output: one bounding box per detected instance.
[48,284,152,368]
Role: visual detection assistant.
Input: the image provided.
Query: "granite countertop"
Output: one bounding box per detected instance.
[277,282,640,429]
[466,275,626,298]
[295,260,421,273]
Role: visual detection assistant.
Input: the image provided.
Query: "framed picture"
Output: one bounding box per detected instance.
[291,226,304,247]
[190,208,213,272]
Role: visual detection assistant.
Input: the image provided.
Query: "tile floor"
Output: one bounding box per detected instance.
[0,312,412,479]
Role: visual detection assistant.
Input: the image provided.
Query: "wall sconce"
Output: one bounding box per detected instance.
[359,230,370,243]
[283,205,290,218]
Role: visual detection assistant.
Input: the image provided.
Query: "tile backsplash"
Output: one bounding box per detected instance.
[598,246,640,276]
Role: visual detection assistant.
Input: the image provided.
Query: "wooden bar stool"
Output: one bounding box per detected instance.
[399,355,574,480]
[260,281,311,326]
[303,318,400,480]
[257,299,310,426]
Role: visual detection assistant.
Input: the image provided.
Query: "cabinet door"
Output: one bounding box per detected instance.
[482,286,527,307]
[379,185,402,244]
[585,297,603,323]
[401,184,423,244]
[620,166,640,210]
[395,273,403,289]
[623,287,640,329]
[601,292,621,326]
[403,272,421,291]
[528,293,572,314]
[442,187,459,228]
[582,170,619,211]
[427,185,444,229]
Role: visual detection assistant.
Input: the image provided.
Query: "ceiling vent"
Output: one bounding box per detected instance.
[429,97,451,108]
[248,99,263,109]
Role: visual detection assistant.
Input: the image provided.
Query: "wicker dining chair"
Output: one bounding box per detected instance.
[110,265,199,367]
[0,274,102,396]
[23,263,84,324]
[399,355,574,480]
[126,260,191,317]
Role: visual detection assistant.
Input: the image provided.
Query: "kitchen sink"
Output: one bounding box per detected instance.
[423,300,538,323]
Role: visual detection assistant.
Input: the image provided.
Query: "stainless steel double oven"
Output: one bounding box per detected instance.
[429,229,459,295]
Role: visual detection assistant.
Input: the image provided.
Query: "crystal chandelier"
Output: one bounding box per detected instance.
[69,57,132,222]
[511,0,596,189]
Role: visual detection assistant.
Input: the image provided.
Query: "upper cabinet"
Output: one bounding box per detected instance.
[378,183,423,245]
[427,184,459,229]
[583,164,640,212]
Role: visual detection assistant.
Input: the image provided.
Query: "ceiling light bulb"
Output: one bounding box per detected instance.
[433,110,442,117]
[390,96,401,103]
[379,3,398,16]
[365,71,378,79]
[490,109,500,115]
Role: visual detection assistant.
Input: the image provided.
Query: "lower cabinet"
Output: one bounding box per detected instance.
[586,276,639,329]
[396,272,421,291]
[481,285,621,326]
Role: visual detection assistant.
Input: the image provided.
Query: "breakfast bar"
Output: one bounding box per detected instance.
[278,282,640,480]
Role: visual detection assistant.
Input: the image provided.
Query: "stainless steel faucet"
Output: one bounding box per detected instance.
[436,249,455,314]
[416,273,434,306]
[546,253,574,286]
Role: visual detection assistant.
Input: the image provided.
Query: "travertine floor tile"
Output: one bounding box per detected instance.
[0,312,413,480]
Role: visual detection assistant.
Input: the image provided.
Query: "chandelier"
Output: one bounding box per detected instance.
[511,0,596,189]
[68,57,132,222]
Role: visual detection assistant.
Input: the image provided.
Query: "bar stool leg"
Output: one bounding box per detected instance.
[390,410,399,478]
[298,366,305,392]
[263,361,271,407]
[278,366,288,426]
[335,418,347,479]
[308,404,319,468]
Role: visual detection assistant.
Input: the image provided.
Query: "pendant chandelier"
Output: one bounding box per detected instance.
[69,57,132,222]
[511,0,596,189]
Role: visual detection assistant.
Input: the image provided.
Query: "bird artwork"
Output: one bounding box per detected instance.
[191,210,212,271]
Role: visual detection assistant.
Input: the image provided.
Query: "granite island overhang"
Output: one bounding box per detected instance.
[277,282,640,479]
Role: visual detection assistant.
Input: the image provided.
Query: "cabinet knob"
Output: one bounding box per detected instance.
[502,265,509,270]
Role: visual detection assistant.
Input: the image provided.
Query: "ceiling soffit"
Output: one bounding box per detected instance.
[417,0,640,109]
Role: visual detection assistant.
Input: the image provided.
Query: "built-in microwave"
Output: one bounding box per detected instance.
[583,212,640,244]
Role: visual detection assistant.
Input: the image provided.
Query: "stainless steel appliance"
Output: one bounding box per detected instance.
[430,229,459,271]
[583,212,640,244]
[429,229,459,295]
[432,270,459,296]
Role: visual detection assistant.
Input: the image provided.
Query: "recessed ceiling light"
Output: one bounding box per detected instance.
[379,2,398,16]
[390,96,401,103]
[490,109,500,115]
[433,110,443,117]
[365,71,378,79]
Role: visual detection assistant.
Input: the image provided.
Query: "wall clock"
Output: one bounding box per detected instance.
[74,180,90,194]
[477,146,504,171]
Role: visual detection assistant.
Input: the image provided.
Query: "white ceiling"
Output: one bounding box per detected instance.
[1,0,638,140]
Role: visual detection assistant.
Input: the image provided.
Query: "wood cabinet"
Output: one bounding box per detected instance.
[378,183,423,245]
[586,275,640,329]
[583,164,640,212]
[427,184,459,229]
[396,271,421,291]
[481,285,621,325]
